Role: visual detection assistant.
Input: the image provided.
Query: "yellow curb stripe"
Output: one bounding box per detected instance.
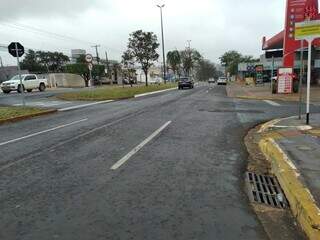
[259,137,320,240]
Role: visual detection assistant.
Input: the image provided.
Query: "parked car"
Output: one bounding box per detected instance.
[217,77,227,85]
[178,77,194,89]
[208,78,215,84]
[0,74,47,94]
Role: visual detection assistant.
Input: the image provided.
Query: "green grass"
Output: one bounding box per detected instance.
[0,106,48,121]
[57,83,177,101]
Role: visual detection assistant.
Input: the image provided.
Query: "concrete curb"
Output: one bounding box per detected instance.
[134,87,177,98]
[237,95,299,102]
[259,120,320,240]
[58,100,114,112]
[0,109,57,125]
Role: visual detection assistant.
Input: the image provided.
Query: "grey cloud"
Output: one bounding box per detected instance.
[0,0,106,19]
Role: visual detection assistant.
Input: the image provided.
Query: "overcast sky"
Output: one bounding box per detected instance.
[0,0,285,66]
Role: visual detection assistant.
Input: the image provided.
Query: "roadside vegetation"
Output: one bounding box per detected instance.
[57,83,177,101]
[0,106,49,121]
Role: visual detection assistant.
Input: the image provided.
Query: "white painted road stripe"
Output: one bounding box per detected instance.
[264,100,281,106]
[59,100,114,112]
[0,118,88,147]
[134,88,177,98]
[111,121,172,170]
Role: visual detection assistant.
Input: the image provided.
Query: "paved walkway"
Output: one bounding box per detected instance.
[259,114,320,238]
[227,82,320,104]
[271,115,320,206]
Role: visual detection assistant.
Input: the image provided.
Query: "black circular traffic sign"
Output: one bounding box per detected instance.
[8,42,24,57]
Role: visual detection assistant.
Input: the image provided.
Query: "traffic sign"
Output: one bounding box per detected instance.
[8,42,24,57]
[295,20,320,40]
[265,50,283,59]
[85,54,93,63]
[294,19,320,124]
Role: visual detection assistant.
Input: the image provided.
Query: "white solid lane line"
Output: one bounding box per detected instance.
[264,100,281,106]
[111,121,172,170]
[0,118,88,147]
[59,100,114,112]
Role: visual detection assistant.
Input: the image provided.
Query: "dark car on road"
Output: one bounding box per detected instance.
[178,77,194,90]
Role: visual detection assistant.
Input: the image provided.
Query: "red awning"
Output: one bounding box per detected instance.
[262,30,284,50]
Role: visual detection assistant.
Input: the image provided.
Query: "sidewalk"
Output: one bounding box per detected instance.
[258,114,320,239]
[227,82,320,104]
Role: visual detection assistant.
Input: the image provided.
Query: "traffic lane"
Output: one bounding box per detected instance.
[0,84,197,144]
[233,97,320,129]
[3,85,299,239]
[97,93,268,239]
[0,86,204,170]
[0,87,208,240]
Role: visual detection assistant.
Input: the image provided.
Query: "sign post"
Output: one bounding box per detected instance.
[306,39,312,125]
[85,54,93,87]
[8,42,25,106]
[299,40,304,120]
[295,20,320,124]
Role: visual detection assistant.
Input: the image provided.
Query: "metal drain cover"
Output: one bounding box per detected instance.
[245,172,288,209]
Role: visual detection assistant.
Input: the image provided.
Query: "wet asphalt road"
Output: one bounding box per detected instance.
[0,84,314,240]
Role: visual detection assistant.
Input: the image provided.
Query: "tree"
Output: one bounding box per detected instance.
[35,51,69,72]
[20,50,46,72]
[180,49,202,77]
[167,50,181,80]
[219,50,243,76]
[241,55,259,63]
[123,30,159,86]
[196,59,218,81]
[76,54,87,64]
[64,64,105,87]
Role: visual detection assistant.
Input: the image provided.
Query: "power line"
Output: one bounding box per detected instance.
[0,18,97,46]
[0,18,124,54]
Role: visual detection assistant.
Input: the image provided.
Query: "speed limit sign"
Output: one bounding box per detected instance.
[85,54,93,63]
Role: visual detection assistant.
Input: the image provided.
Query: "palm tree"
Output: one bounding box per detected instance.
[167,50,181,80]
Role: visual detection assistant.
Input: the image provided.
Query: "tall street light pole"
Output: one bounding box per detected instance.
[157,4,166,84]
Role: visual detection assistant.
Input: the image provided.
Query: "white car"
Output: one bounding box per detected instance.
[208,78,215,84]
[217,77,227,85]
[1,74,47,94]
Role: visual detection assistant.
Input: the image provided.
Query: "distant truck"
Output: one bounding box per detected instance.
[0,74,47,94]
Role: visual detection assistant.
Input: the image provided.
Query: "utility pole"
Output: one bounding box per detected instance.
[105,51,112,84]
[0,56,3,67]
[92,45,101,64]
[157,4,166,84]
[187,40,191,49]
[187,40,192,77]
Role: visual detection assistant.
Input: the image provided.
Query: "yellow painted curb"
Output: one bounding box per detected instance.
[259,137,320,240]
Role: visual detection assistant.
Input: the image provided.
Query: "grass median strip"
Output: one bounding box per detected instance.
[57,83,177,101]
[0,106,54,122]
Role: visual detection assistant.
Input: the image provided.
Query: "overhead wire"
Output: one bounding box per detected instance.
[0,17,124,56]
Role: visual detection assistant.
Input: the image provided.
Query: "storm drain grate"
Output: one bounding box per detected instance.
[245,172,288,209]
